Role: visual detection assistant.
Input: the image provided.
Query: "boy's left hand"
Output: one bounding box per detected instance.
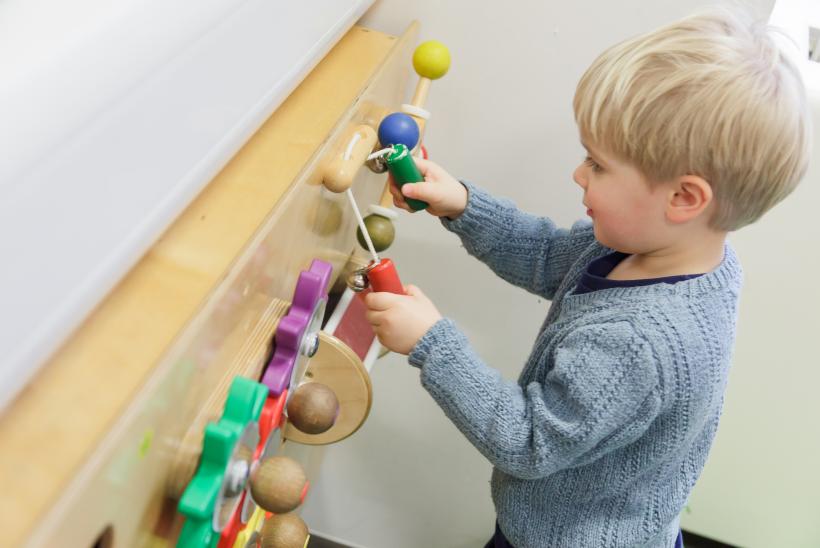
[364,285,442,355]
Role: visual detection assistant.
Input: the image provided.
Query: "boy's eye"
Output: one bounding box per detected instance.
[584,156,603,173]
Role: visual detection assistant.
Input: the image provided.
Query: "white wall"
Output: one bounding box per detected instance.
[297,2,820,547]
[682,119,820,548]
[677,4,820,546]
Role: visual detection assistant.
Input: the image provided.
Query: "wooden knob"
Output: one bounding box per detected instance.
[286,382,339,435]
[250,456,308,514]
[282,332,373,446]
[322,125,378,192]
[410,41,450,109]
[260,513,310,548]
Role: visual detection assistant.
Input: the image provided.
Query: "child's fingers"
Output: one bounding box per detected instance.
[393,198,414,212]
[404,284,423,297]
[364,291,403,311]
[390,190,413,212]
[387,174,400,193]
[401,181,440,204]
[388,179,405,202]
[414,157,436,178]
[389,180,416,212]
[365,309,383,327]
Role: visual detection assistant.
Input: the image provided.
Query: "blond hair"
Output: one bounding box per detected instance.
[573,7,811,230]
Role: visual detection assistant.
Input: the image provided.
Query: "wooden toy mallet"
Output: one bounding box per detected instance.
[378,40,451,210]
[406,40,451,136]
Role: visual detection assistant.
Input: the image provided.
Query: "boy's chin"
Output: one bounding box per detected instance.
[592,224,614,248]
[592,226,631,253]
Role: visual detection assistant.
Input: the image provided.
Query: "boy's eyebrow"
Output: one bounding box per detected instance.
[580,141,607,166]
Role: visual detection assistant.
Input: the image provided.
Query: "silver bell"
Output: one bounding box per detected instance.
[366,154,388,174]
[347,268,370,292]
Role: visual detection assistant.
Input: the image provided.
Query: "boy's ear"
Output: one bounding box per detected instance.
[666,175,713,224]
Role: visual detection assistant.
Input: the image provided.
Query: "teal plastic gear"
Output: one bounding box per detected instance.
[177,377,268,548]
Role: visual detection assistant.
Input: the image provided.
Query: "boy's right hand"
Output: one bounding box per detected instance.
[388,157,468,220]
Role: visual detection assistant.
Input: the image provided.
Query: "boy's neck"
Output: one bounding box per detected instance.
[608,231,728,280]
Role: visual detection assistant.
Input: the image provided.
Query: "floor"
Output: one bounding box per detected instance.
[682,530,736,548]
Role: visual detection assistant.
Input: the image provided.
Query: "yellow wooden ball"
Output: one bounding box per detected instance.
[413,40,451,80]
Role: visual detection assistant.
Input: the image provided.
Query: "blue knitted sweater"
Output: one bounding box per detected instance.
[407,182,742,548]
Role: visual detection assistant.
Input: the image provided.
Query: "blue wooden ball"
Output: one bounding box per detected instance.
[378,112,420,150]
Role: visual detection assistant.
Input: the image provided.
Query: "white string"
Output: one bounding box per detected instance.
[346,189,379,263]
[341,131,388,264]
[367,147,395,161]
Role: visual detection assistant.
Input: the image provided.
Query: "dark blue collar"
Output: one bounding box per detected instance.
[574,252,705,296]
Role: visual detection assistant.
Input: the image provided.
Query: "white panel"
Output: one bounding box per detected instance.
[0,0,373,410]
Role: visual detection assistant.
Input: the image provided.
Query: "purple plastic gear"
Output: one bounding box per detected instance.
[262,259,332,396]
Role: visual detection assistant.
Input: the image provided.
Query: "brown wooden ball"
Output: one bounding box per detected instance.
[286,382,339,435]
[250,456,307,514]
[260,513,310,548]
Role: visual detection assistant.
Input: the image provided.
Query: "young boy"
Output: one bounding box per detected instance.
[364,8,810,548]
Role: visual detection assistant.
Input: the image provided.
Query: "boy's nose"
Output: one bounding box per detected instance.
[573,165,588,189]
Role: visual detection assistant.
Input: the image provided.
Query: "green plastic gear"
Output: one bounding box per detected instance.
[177,377,268,548]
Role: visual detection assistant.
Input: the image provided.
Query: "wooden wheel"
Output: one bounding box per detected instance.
[283,332,372,445]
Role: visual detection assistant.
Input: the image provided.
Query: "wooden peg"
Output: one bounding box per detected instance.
[410,40,450,111]
[322,125,378,192]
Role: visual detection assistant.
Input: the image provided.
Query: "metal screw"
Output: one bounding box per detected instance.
[224,459,250,497]
[301,333,320,357]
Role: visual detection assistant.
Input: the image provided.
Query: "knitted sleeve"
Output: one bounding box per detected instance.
[408,318,662,480]
[440,181,596,300]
